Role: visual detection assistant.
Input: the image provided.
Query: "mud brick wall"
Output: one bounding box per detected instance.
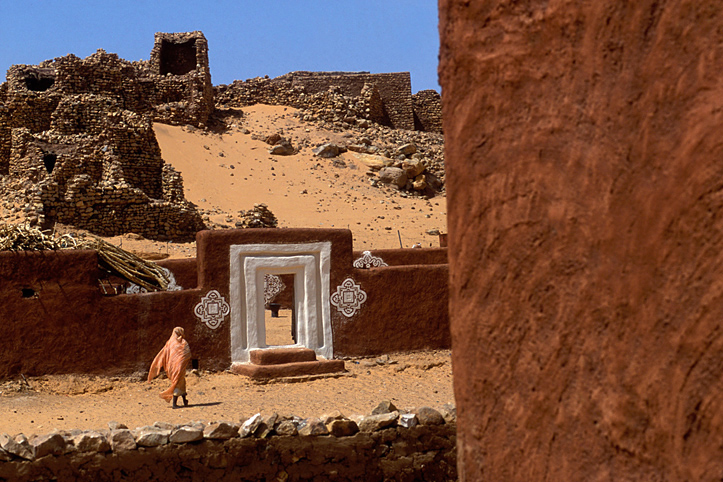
[440,0,723,480]
[412,90,442,134]
[0,425,456,482]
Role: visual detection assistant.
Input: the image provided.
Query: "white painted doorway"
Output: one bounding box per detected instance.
[229,242,333,364]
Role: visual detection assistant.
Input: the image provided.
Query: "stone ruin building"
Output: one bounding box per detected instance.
[0,31,212,239]
[0,30,443,240]
[215,71,443,134]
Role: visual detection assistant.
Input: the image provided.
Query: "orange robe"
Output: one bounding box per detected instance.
[148,327,191,402]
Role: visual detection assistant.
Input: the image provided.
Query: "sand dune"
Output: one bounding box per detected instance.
[154,104,447,252]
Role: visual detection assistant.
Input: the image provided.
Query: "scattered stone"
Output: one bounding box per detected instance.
[395,143,417,157]
[313,143,346,158]
[398,413,419,429]
[426,228,441,236]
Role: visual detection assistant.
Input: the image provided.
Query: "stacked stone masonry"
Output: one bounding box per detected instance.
[0,32,211,239]
[216,71,442,133]
[0,410,456,481]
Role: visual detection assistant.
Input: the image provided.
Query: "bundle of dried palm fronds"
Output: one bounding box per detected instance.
[0,223,170,292]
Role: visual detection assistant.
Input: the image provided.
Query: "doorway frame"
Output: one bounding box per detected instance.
[229,242,332,364]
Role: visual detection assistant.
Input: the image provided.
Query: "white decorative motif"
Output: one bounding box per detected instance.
[126,268,182,294]
[264,274,286,305]
[353,250,388,269]
[194,290,230,329]
[330,278,367,317]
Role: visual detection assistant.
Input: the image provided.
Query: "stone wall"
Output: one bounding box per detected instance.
[216,71,440,133]
[0,415,456,481]
[0,32,210,239]
[412,90,443,134]
[440,0,723,480]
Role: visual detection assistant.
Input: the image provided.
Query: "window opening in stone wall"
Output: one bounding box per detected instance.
[24,75,55,92]
[42,153,57,174]
[159,39,197,76]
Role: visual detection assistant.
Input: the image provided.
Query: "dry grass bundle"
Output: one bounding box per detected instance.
[0,223,170,291]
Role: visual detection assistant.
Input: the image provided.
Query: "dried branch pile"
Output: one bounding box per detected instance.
[0,223,171,291]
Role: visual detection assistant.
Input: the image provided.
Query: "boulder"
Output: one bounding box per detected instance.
[275,420,298,436]
[352,153,393,170]
[377,167,408,188]
[402,159,426,178]
[412,174,428,191]
[269,142,294,156]
[398,413,419,429]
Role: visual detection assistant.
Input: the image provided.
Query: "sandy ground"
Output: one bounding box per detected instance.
[0,104,451,437]
[0,350,453,436]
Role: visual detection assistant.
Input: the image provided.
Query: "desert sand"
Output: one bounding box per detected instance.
[0,104,451,436]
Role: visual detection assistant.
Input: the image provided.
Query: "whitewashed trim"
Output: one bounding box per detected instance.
[353,250,388,269]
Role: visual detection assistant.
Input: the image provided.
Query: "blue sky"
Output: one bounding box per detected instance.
[0,1,440,93]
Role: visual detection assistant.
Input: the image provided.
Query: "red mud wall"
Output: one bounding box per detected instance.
[440,0,723,480]
[0,250,221,378]
[334,264,450,358]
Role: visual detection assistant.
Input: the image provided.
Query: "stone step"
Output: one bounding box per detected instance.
[250,347,318,365]
[232,359,346,380]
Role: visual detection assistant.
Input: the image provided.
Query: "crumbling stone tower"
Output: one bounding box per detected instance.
[148,31,214,128]
[0,32,210,239]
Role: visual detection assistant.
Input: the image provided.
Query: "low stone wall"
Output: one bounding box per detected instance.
[0,408,456,482]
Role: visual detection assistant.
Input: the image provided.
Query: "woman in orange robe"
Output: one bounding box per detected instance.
[148,327,192,408]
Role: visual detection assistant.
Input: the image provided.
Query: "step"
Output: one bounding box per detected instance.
[231,359,346,380]
[250,347,318,365]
